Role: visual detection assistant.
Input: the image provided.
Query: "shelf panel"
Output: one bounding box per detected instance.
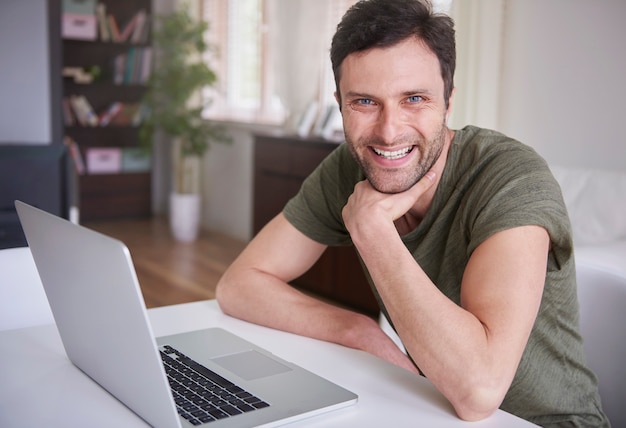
[65,126,143,148]
[79,173,151,220]
[64,82,146,106]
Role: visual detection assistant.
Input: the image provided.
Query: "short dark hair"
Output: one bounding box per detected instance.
[331,0,456,108]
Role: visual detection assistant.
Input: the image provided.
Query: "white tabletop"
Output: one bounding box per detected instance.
[0,300,535,427]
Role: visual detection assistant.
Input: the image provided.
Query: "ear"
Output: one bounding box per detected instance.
[445,87,456,124]
[334,91,342,112]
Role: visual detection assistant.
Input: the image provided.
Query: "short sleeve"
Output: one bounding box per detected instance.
[283,144,363,246]
[461,145,573,270]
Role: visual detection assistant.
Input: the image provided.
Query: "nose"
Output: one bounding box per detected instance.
[373,104,404,144]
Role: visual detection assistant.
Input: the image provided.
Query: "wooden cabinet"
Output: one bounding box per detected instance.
[254,134,379,317]
[62,1,152,220]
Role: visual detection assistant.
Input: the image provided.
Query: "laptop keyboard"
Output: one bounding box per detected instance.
[160,345,270,425]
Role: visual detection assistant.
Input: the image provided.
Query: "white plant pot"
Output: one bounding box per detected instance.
[169,192,201,243]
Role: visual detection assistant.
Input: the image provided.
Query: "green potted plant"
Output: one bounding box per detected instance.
[140,5,227,242]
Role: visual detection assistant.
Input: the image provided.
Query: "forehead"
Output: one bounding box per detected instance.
[339,37,443,96]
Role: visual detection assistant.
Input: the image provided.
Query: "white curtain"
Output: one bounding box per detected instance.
[448,0,506,130]
[267,0,333,131]
[268,0,508,133]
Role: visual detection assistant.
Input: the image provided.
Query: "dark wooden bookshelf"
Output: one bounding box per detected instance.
[62,0,152,221]
[253,133,380,317]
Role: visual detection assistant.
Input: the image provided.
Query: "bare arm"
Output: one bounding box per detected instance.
[215,213,417,373]
[342,175,549,421]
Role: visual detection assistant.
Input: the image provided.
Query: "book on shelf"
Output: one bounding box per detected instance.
[63,136,85,175]
[139,47,152,83]
[108,102,142,126]
[107,14,121,42]
[117,12,139,43]
[62,98,75,126]
[63,99,146,127]
[84,3,151,43]
[113,47,152,85]
[95,3,110,42]
[297,101,319,138]
[130,9,149,44]
[68,95,98,127]
[98,101,124,126]
[124,46,137,84]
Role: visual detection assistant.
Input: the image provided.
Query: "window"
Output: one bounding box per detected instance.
[200,0,357,125]
[200,0,454,126]
[201,0,268,123]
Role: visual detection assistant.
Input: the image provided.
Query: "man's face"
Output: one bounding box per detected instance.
[337,37,452,194]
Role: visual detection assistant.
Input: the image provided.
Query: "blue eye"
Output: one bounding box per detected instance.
[357,98,374,105]
[408,95,422,103]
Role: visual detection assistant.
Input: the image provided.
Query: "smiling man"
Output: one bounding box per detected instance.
[216,1,609,426]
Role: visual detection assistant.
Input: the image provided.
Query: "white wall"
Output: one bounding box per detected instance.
[0,0,51,145]
[498,0,626,170]
[201,0,626,242]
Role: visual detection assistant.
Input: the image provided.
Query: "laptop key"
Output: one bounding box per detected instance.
[226,385,244,394]
[184,360,234,389]
[236,403,256,413]
[220,404,243,416]
[208,409,230,420]
[160,345,270,424]
[252,401,270,409]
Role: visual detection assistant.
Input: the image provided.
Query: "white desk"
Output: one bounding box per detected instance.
[0,300,535,427]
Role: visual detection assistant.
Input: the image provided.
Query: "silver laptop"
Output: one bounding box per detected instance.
[15,200,357,428]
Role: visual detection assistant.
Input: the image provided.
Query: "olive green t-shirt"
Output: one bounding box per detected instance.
[283,126,609,427]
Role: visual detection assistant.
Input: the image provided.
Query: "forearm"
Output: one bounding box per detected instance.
[217,266,358,342]
[354,229,496,393]
[352,223,547,420]
[216,265,418,373]
[215,213,419,373]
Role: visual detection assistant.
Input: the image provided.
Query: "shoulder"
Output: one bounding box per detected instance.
[445,126,571,257]
[447,126,555,193]
[451,126,542,168]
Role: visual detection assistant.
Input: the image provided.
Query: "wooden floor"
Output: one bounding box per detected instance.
[85,217,247,308]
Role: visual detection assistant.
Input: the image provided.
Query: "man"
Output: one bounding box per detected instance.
[216,0,609,426]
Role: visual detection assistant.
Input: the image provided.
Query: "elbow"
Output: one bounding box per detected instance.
[215,273,236,316]
[453,398,498,422]
[449,383,506,422]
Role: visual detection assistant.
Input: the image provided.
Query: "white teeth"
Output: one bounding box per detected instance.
[372,146,412,160]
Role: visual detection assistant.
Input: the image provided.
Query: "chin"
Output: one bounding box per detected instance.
[367,176,418,194]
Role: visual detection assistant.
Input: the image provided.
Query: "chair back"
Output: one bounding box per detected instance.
[577,262,626,427]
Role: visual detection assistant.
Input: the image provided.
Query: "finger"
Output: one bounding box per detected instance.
[407,170,436,196]
[392,170,437,206]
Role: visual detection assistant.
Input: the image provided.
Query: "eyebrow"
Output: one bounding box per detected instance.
[344,89,436,100]
[401,89,436,97]
[343,91,374,100]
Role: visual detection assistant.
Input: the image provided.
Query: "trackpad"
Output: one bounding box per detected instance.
[212,350,292,381]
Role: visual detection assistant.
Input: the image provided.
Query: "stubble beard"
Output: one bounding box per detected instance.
[346,123,448,194]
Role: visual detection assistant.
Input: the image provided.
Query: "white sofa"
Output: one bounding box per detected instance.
[551,165,626,427]
[550,165,626,278]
